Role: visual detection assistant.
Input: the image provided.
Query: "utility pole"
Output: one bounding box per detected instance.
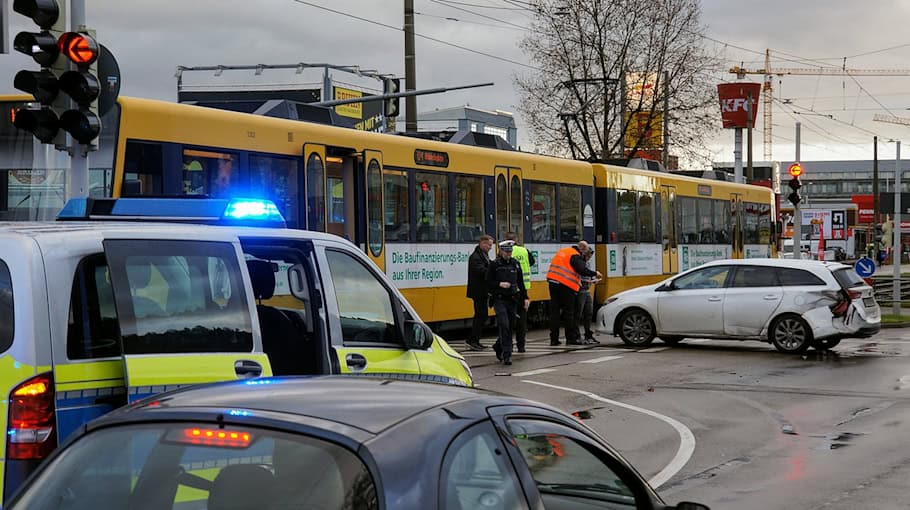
[792,122,801,256]
[746,90,753,183]
[894,140,902,316]
[662,70,669,169]
[874,136,880,261]
[404,0,417,132]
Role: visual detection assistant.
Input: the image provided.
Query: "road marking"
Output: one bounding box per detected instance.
[524,380,695,489]
[639,347,670,353]
[511,368,557,377]
[689,339,712,343]
[579,355,624,364]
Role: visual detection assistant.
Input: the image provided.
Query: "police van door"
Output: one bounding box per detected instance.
[103,237,272,403]
[363,150,386,271]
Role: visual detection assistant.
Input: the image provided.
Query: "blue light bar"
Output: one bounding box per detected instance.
[57,197,286,228]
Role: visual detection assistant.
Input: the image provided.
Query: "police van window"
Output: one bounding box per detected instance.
[530,182,557,242]
[616,189,637,242]
[0,259,13,353]
[182,149,237,198]
[68,255,121,359]
[384,171,410,242]
[122,141,163,196]
[416,172,450,242]
[455,175,484,242]
[250,155,300,229]
[325,250,399,345]
[104,240,253,355]
[559,185,583,242]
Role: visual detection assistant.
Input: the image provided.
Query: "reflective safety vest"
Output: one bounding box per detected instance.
[511,245,532,290]
[546,247,581,292]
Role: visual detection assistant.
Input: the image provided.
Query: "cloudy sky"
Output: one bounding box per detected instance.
[4,0,910,167]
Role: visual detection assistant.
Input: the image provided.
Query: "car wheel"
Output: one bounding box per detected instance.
[617,309,656,346]
[813,338,841,350]
[660,335,685,345]
[770,315,812,354]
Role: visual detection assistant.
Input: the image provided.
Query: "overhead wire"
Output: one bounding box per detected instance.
[414,11,527,31]
[428,0,529,31]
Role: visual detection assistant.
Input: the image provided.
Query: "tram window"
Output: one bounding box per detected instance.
[306,153,326,231]
[416,172,450,242]
[530,183,557,242]
[250,155,299,229]
[744,202,762,244]
[714,199,731,244]
[678,197,698,245]
[697,199,715,244]
[455,175,484,242]
[384,172,410,242]
[559,185,583,242]
[617,190,637,242]
[759,203,772,244]
[639,192,656,243]
[123,141,163,196]
[182,149,237,198]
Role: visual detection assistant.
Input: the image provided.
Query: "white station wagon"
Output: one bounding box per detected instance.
[596,259,880,353]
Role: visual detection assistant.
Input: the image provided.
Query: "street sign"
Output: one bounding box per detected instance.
[855,257,875,278]
[831,210,846,240]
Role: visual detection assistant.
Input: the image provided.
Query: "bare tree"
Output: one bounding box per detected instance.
[515,0,720,166]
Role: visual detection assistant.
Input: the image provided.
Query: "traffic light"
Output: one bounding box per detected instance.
[12,0,103,146]
[383,78,400,118]
[12,0,67,144]
[787,177,802,207]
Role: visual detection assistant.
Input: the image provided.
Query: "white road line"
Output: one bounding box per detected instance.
[638,347,670,353]
[689,339,712,343]
[511,368,557,377]
[524,380,695,489]
[579,355,624,364]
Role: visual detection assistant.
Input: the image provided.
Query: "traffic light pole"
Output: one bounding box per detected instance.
[67,0,89,199]
[894,140,901,316]
[792,122,801,257]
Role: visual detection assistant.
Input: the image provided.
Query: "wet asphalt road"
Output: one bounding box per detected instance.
[455,328,910,509]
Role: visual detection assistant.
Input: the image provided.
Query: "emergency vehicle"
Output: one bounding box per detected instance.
[0,197,472,502]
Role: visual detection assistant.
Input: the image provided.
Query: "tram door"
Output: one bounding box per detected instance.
[362,150,385,271]
[494,166,523,242]
[661,185,678,274]
[303,144,328,233]
[731,193,744,259]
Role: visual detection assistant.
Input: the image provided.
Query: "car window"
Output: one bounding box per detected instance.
[730,266,780,287]
[833,267,866,288]
[9,423,379,510]
[68,255,121,359]
[325,249,400,345]
[506,419,637,507]
[440,421,527,510]
[104,240,253,355]
[777,267,826,286]
[0,258,12,353]
[672,265,731,290]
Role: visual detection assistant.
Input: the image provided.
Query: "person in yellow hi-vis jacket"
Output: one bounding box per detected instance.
[504,232,535,353]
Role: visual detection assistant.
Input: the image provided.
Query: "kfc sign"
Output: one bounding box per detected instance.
[717,83,761,129]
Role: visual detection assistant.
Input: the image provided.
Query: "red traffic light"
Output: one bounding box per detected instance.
[788,163,803,178]
[58,32,99,65]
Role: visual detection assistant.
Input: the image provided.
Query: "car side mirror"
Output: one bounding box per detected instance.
[657,281,674,292]
[404,320,435,350]
[675,502,710,510]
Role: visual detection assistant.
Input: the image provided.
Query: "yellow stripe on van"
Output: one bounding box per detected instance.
[125,353,273,388]
[54,360,125,392]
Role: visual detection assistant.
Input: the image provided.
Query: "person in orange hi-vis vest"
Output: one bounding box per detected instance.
[546,241,600,346]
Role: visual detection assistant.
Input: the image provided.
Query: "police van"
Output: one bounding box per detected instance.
[0,198,472,502]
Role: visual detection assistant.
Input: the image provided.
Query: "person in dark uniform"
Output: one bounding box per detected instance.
[465,234,494,350]
[575,245,600,344]
[487,240,529,365]
[547,241,601,346]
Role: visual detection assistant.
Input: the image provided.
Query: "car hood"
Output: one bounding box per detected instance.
[611,281,664,300]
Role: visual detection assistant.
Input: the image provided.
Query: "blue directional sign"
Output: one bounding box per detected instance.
[855,257,876,278]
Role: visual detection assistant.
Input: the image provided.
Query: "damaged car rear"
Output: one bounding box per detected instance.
[596,259,881,353]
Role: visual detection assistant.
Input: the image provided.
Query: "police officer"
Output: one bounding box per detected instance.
[547,240,601,346]
[504,232,535,353]
[487,240,529,365]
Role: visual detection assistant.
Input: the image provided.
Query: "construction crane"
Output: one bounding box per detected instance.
[729,50,910,161]
[874,113,910,127]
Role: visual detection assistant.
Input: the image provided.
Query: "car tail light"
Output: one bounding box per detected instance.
[845,289,862,300]
[7,373,57,460]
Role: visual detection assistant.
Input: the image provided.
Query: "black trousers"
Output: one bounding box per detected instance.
[575,288,594,339]
[549,282,579,344]
[493,299,517,359]
[469,296,488,343]
[515,297,528,350]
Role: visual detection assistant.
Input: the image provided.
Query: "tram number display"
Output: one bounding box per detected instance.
[414,149,449,168]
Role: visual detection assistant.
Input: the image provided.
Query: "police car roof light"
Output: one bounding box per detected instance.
[57,197,286,228]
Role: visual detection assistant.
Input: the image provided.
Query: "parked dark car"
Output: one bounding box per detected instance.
[6,377,708,510]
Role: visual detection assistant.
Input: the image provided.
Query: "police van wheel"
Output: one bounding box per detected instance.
[617,309,655,346]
